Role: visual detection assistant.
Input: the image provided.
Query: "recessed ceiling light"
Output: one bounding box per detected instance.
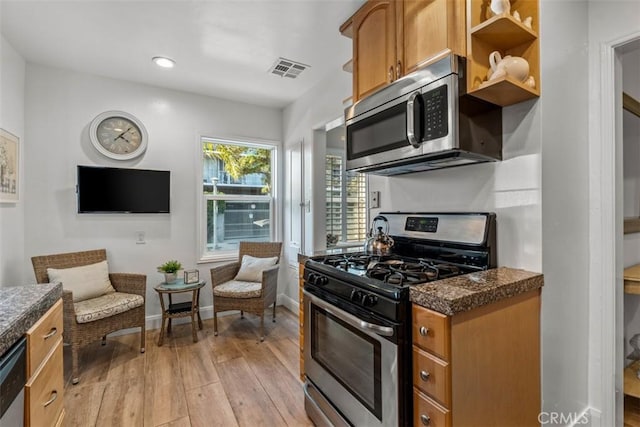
[152,57,175,68]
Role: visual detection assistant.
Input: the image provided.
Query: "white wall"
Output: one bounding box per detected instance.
[539,0,590,418]
[0,35,26,287]
[23,64,282,319]
[281,66,351,307]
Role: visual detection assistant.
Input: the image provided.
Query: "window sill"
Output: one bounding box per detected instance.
[197,252,237,264]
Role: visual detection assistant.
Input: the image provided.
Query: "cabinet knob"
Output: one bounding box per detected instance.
[397,60,402,79]
[421,414,431,425]
[420,370,430,381]
[388,65,395,82]
[419,326,429,336]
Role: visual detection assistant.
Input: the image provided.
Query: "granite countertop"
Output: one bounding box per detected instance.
[0,283,63,356]
[410,267,543,315]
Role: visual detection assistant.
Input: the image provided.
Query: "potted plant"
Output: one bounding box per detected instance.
[158,260,182,283]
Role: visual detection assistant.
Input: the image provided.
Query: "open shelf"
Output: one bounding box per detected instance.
[626,361,640,398]
[625,264,640,295]
[470,14,537,49]
[467,0,540,107]
[468,75,539,106]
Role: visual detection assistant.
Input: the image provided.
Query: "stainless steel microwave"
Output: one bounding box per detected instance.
[345,52,502,176]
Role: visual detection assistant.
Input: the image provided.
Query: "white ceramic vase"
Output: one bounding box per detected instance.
[490,0,510,16]
[164,272,177,283]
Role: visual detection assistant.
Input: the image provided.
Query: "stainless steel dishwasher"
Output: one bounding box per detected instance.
[0,337,26,426]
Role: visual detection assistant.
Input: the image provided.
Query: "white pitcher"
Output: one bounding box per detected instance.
[488,51,529,82]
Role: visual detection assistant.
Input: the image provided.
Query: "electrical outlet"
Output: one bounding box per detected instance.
[136,231,146,244]
[369,191,380,208]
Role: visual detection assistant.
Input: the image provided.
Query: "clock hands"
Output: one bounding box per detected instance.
[113,127,132,142]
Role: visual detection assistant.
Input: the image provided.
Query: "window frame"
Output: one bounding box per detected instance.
[197,135,279,263]
[325,147,368,248]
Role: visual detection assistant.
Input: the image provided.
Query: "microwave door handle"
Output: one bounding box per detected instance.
[406,91,421,148]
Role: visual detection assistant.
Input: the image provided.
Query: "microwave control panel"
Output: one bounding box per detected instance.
[422,85,449,141]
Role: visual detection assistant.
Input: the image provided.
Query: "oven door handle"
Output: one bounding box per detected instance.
[304,290,395,337]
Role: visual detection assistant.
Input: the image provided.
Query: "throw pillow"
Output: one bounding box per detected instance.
[234,255,278,283]
[47,260,116,302]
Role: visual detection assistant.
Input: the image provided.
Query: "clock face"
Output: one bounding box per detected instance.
[89,111,148,160]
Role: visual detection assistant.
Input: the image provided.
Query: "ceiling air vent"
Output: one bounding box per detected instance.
[269,57,310,79]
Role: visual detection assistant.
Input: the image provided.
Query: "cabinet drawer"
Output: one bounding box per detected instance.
[413,389,450,427]
[412,304,450,360]
[25,340,64,427]
[26,299,63,377]
[413,346,451,407]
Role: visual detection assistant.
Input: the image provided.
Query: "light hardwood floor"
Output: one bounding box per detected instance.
[62,307,312,427]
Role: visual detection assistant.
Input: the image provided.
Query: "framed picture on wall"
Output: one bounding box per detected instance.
[0,129,19,203]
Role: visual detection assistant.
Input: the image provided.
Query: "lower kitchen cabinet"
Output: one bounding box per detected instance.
[25,299,65,427]
[412,289,541,426]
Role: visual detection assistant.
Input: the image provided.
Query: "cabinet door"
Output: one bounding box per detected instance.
[352,0,397,101]
[399,0,466,76]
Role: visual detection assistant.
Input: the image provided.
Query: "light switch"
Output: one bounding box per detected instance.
[369,191,380,209]
[136,231,146,244]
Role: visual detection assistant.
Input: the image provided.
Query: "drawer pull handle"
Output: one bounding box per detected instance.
[421,414,431,425]
[420,370,430,381]
[43,327,58,340]
[43,390,58,407]
[419,326,429,336]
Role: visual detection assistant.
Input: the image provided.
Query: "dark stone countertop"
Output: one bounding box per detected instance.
[410,267,543,315]
[0,283,63,356]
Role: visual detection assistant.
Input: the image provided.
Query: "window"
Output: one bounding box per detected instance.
[200,137,276,260]
[325,153,367,247]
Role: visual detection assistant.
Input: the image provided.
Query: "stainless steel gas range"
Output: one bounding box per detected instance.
[303,212,497,427]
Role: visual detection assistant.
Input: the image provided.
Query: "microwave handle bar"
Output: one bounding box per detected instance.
[406,91,421,148]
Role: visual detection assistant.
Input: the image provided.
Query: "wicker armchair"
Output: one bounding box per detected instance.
[210,241,283,341]
[31,249,146,384]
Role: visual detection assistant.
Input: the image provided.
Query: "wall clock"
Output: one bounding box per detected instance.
[89,111,148,160]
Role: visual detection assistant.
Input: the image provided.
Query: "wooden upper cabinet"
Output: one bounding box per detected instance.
[343,0,466,103]
[399,0,466,76]
[351,0,397,101]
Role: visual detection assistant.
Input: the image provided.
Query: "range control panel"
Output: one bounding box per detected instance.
[405,216,439,233]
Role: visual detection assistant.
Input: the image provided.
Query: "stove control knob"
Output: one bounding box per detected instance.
[362,294,378,307]
[307,273,317,285]
[317,276,328,286]
[350,289,363,302]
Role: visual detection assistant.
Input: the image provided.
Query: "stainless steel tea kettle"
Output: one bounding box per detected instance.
[364,215,395,255]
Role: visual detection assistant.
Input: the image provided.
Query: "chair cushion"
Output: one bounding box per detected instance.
[213,280,262,299]
[233,255,278,282]
[74,292,144,324]
[47,260,116,302]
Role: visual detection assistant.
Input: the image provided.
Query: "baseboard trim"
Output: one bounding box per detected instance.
[109,293,298,337]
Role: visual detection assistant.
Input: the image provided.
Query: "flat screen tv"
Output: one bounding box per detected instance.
[77,166,170,213]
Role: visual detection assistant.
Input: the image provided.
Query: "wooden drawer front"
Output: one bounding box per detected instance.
[413,389,451,427]
[26,340,64,427]
[27,299,63,377]
[413,347,451,407]
[412,304,450,360]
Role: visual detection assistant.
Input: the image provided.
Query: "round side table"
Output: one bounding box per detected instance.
[154,279,206,346]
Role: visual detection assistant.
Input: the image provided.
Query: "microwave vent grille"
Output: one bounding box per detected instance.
[269,57,309,79]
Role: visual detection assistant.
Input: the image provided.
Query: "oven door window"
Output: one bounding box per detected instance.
[310,304,382,419]
[347,101,408,161]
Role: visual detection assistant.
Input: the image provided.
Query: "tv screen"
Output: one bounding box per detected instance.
[77,166,170,213]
